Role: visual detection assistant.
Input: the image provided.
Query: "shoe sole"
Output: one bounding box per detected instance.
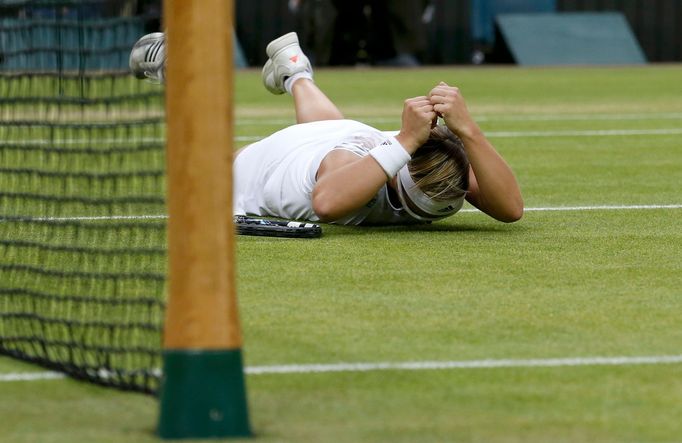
[265,32,299,59]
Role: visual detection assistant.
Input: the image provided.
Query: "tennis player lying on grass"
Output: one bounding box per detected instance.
[130,32,523,225]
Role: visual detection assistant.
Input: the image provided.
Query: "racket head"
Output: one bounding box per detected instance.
[234,216,322,238]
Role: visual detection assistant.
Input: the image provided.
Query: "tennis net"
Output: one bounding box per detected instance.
[0,0,166,394]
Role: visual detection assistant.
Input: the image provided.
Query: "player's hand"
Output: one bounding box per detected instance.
[429,82,477,138]
[395,96,436,155]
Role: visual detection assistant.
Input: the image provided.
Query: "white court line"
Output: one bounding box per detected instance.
[460,204,682,213]
[1,215,168,222]
[2,204,680,223]
[3,355,682,382]
[0,372,65,381]
[245,355,682,375]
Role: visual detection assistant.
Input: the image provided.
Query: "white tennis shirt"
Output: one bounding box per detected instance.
[233,119,422,225]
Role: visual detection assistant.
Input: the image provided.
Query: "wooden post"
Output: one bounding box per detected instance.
[158,0,251,438]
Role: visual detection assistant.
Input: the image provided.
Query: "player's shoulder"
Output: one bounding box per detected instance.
[321,149,363,168]
[298,118,371,129]
[315,149,363,181]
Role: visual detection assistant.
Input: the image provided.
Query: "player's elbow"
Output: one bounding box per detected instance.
[311,193,340,223]
[504,207,524,223]
[502,199,524,223]
[312,182,368,222]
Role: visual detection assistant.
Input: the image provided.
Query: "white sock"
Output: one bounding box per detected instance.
[284,71,313,95]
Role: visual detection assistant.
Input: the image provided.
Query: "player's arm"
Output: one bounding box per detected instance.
[312,97,435,222]
[312,150,387,222]
[429,82,523,223]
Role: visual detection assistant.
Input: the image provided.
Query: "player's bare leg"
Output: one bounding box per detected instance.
[290,79,343,123]
[262,32,343,123]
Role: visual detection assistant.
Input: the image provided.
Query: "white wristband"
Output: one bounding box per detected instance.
[369,137,411,178]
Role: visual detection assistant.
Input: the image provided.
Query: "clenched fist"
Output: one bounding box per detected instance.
[429,82,477,138]
[395,96,437,155]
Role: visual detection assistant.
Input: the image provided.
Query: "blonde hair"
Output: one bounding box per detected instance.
[408,125,469,201]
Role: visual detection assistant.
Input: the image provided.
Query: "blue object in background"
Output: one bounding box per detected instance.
[471,0,557,46]
[496,12,647,65]
[233,30,247,68]
[0,17,145,71]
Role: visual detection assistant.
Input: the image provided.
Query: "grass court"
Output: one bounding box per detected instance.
[1,64,682,442]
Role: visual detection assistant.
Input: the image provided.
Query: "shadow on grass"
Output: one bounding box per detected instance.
[235,216,530,241]
[321,221,528,237]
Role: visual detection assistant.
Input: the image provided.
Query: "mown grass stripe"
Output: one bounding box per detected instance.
[7,127,682,146]
[233,128,682,142]
[235,112,682,126]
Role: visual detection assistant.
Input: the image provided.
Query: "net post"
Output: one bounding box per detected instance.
[158,0,251,439]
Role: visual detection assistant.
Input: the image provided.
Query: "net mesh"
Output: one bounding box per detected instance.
[0,0,166,394]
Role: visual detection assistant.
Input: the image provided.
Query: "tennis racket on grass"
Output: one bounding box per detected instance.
[234,215,322,238]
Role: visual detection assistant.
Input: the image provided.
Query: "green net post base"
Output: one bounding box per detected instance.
[158,349,251,439]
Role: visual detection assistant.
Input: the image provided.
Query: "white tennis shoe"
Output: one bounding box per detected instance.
[129,32,166,83]
[262,32,312,94]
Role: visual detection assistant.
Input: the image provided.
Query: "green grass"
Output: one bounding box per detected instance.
[2,64,682,442]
